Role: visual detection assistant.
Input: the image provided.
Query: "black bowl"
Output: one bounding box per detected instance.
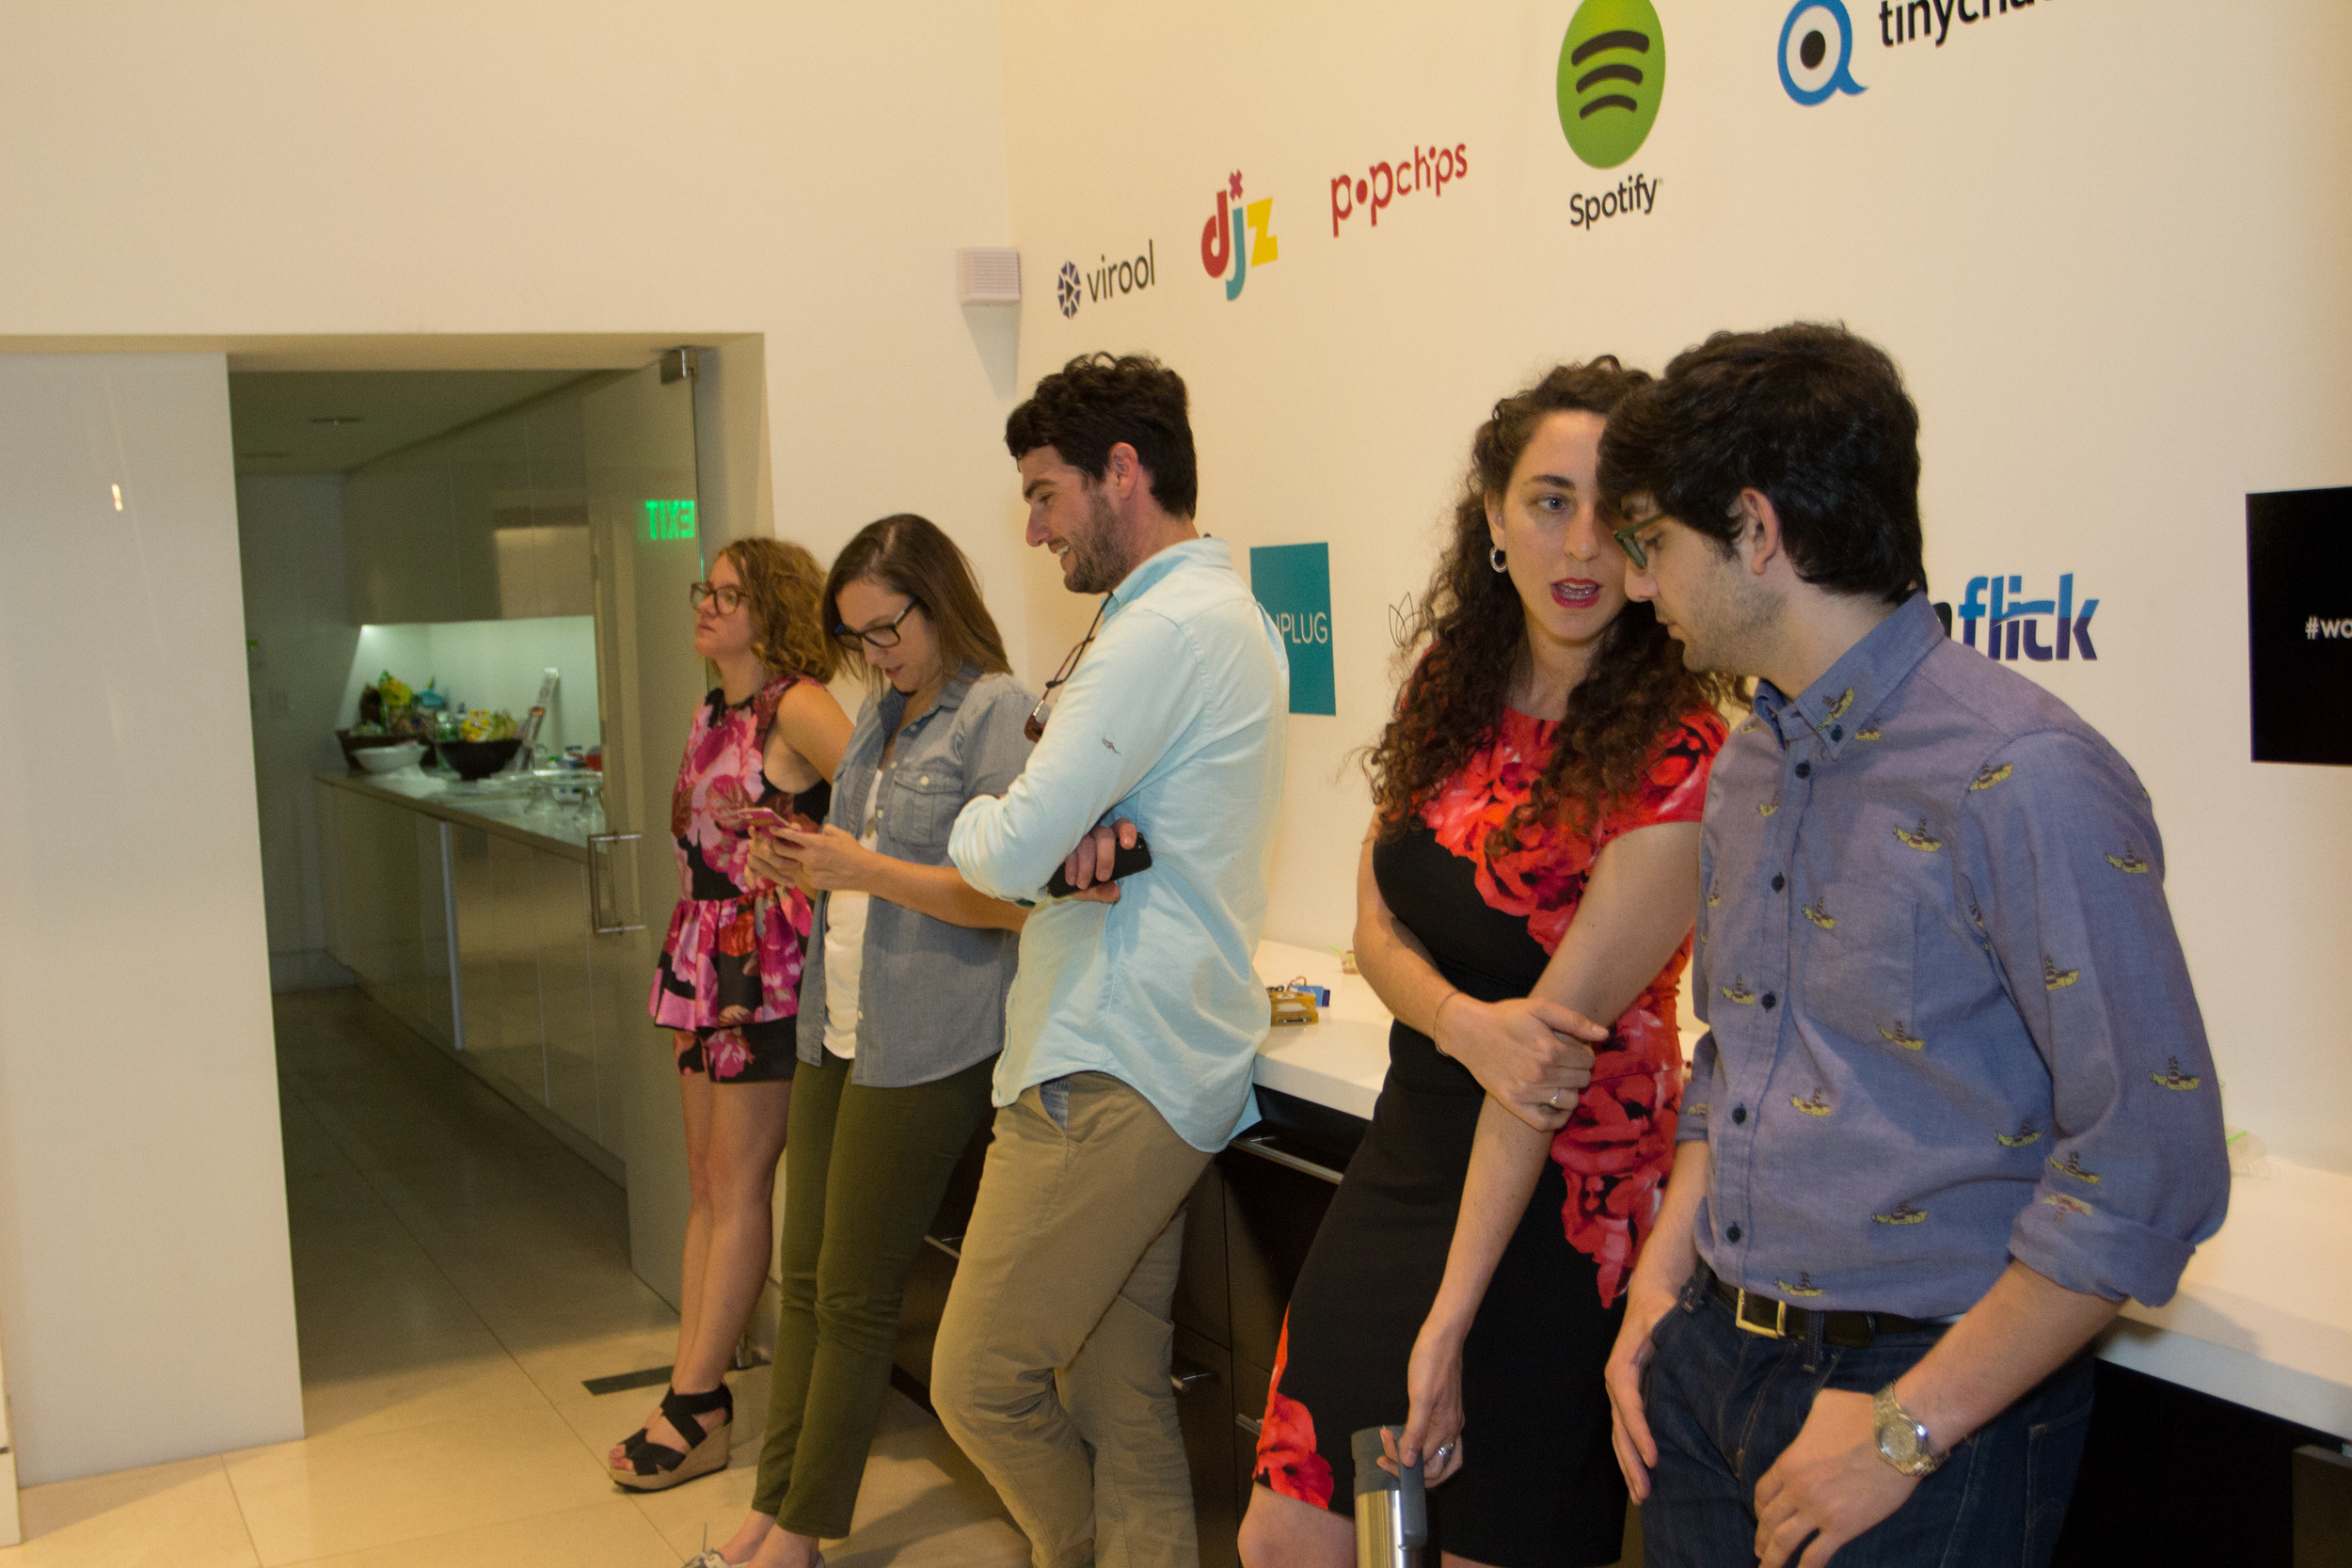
[436,738,522,781]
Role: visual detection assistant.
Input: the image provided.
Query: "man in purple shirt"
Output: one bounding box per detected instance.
[1593,324,2228,1568]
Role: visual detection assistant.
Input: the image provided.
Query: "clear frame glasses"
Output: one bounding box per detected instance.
[689,581,747,614]
[832,597,923,652]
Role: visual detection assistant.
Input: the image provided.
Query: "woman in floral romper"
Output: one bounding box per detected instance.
[610,537,851,1492]
[1240,363,1739,1568]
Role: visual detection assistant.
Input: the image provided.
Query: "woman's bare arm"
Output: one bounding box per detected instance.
[764,679,852,787]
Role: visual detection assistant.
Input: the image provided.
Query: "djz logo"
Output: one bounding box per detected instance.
[1947,574,2100,662]
[1558,0,1665,168]
[1056,262,1083,319]
[1200,170,1278,302]
[1780,0,1867,103]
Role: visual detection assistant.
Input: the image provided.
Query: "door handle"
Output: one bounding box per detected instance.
[1170,1359,1216,1396]
[1230,1132,1346,1186]
[588,832,645,935]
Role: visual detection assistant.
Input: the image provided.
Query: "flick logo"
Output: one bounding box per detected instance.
[1779,0,1866,104]
[1952,575,2099,662]
[1200,170,1279,301]
[1557,0,1665,169]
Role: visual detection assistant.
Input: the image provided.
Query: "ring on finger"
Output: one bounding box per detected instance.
[1548,1087,1563,1108]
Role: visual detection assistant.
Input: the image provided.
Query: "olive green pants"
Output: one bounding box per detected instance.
[751,1047,997,1537]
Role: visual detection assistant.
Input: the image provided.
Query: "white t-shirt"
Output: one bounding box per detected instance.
[821,768,886,1058]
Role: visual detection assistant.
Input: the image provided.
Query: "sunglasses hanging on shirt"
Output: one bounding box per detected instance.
[1025,595,1111,743]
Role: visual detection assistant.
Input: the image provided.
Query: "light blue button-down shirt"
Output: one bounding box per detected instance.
[1688,594,2227,1317]
[948,536,1289,1151]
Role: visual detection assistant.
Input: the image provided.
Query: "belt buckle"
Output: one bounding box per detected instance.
[1734,1288,1788,1338]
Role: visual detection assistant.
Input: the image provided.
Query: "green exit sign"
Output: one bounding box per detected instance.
[645,499,696,540]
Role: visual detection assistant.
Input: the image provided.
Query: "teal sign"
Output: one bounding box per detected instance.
[645,499,696,540]
[1249,542,1335,716]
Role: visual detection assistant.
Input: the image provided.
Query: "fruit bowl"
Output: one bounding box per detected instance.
[436,738,522,781]
[354,741,426,774]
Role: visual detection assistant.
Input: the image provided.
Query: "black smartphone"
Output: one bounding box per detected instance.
[1047,832,1153,898]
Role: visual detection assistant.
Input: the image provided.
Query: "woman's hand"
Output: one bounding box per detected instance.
[1382,1316,1468,1488]
[1433,993,1604,1132]
[771,825,873,895]
[743,832,801,893]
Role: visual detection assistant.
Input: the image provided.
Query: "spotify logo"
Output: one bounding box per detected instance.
[1557,0,1664,169]
[1779,0,1867,105]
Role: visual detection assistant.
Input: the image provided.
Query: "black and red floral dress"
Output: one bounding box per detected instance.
[1253,705,1724,1568]
[647,678,830,1083]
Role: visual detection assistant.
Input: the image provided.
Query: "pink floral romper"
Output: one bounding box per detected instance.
[646,677,830,1082]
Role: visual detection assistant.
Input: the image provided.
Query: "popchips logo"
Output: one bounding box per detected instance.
[1558,0,1665,169]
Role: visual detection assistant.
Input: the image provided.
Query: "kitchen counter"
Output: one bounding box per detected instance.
[315,767,599,861]
[1248,938,2348,1438]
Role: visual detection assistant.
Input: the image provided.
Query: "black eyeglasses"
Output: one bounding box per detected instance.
[689,581,746,614]
[833,598,923,651]
[1025,596,1110,742]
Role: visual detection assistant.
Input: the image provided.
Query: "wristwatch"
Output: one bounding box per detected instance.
[1871,1384,1946,1476]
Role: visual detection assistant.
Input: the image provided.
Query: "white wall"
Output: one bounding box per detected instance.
[0,0,1029,675]
[0,356,302,1483]
[998,1,2352,1171]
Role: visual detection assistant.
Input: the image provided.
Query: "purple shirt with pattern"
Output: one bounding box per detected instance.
[1686,593,2228,1318]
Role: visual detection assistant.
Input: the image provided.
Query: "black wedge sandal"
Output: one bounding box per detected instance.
[611,1383,734,1492]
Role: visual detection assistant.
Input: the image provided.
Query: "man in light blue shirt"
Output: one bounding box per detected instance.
[935,353,1288,1568]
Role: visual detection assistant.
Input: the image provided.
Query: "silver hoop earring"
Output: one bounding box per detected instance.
[1488,546,1507,574]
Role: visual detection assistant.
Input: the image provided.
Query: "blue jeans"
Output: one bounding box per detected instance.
[1642,1269,2093,1567]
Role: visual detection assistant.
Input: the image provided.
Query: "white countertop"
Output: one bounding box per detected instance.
[1248,936,2352,1437]
[317,767,600,860]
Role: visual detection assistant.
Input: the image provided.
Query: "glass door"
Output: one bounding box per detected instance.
[581,361,707,1306]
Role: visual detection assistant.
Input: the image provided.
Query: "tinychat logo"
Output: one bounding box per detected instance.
[1557,0,1665,169]
[1779,0,1866,105]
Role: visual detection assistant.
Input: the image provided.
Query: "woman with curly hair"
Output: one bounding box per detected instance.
[1240,361,1740,1568]
[611,536,852,1492]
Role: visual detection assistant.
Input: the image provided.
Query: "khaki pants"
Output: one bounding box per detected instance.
[932,1072,1212,1568]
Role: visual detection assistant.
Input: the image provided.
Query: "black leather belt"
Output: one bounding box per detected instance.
[1703,1266,1944,1348]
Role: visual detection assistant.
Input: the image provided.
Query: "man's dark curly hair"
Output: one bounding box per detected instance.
[1369,359,1741,845]
[1004,352,1198,517]
[1597,323,1927,604]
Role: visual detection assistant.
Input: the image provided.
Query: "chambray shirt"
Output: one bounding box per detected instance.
[948,537,1289,1152]
[796,669,1035,1087]
[1688,594,2228,1318]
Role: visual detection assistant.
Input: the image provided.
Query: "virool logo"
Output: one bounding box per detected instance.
[1056,262,1083,319]
[1779,0,1867,104]
[1200,170,1278,302]
[1557,0,1665,169]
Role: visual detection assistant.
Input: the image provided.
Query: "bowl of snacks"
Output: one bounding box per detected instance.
[354,740,426,774]
[436,737,522,780]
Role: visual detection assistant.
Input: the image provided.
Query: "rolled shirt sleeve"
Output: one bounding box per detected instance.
[949,609,1203,903]
[1960,729,2230,1305]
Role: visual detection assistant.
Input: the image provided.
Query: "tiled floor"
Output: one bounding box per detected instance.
[0,988,1029,1568]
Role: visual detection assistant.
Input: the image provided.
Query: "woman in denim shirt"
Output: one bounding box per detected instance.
[698,514,1034,1568]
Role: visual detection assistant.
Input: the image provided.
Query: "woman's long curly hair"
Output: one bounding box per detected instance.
[714,536,840,685]
[1368,359,1742,847]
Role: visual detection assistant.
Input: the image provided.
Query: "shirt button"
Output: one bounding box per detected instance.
[1732,1104,1748,1124]
[1795,762,1811,779]
[1831,725,1844,742]
[919,775,930,785]
[1726,1224,1743,1243]
[1771,874,1786,892]
[1762,993,1778,1009]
